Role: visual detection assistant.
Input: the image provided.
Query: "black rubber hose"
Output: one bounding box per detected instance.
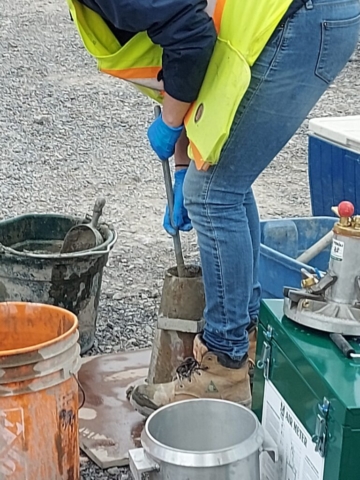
[330,333,355,358]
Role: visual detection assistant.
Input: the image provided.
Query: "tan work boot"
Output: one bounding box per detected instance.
[193,332,209,361]
[129,336,251,417]
[247,319,258,392]
[248,326,258,365]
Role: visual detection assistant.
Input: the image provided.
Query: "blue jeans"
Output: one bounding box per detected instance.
[184,0,360,360]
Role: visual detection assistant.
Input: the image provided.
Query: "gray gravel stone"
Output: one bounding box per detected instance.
[107,467,120,476]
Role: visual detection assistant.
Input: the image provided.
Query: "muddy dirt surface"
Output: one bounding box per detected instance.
[1,0,360,478]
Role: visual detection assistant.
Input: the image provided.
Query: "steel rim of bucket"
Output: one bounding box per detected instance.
[0,229,117,259]
[141,398,264,468]
[0,302,79,357]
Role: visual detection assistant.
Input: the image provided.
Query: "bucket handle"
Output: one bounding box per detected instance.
[128,448,160,480]
[0,230,118,259]
[73,374,86,410]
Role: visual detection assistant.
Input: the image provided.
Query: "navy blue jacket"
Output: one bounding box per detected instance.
[77,0,303,103]
[78,0,217,103]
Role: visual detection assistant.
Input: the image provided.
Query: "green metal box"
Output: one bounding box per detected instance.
[253,299,360,480]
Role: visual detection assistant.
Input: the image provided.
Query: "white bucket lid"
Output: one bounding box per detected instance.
[308,115,360,154]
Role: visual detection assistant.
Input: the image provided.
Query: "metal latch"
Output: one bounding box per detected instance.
[312,397,330,458]
[257,326,273,380]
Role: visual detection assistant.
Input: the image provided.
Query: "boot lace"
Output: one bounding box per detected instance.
[175,357,208,383]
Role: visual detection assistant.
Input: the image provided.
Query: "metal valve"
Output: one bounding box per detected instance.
[284,199,360,337]
[301,269,319,289]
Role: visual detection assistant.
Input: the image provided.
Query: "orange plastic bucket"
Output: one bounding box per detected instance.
[0,302,81,480]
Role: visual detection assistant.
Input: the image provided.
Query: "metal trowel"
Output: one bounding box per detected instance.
[61,198,105,254]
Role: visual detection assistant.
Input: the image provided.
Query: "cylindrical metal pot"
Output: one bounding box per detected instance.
[325,232,360,305]
[129,399,277,480]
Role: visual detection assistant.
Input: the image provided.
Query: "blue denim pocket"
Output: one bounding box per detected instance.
[315,13,360,84]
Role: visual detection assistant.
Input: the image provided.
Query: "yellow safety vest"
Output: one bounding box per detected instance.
[67,0,293,170]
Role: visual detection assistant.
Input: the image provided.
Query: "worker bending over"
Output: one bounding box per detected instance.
[67,0,360,416]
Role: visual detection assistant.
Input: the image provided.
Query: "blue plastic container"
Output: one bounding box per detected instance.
[308,116,360,217]
[259,216,336,299]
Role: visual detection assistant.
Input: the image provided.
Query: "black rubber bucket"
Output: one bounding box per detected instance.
[0,213,117,354]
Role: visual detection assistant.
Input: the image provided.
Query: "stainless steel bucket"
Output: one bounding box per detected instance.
[129,399,277,480]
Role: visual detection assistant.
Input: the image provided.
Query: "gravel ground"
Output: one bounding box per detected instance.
[1,0,360,478]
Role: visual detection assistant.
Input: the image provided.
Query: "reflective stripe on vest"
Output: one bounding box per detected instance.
[67,0,293,168]
[67,0,224,97]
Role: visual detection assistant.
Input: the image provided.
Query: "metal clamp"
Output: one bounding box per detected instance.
[260,430,279,463]
[257,326,273,380]
[312,398,330,458]
[257,342,271,380]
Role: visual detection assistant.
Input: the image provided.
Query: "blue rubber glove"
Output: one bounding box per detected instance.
[163,168,193,236]
[147,113,183,161]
